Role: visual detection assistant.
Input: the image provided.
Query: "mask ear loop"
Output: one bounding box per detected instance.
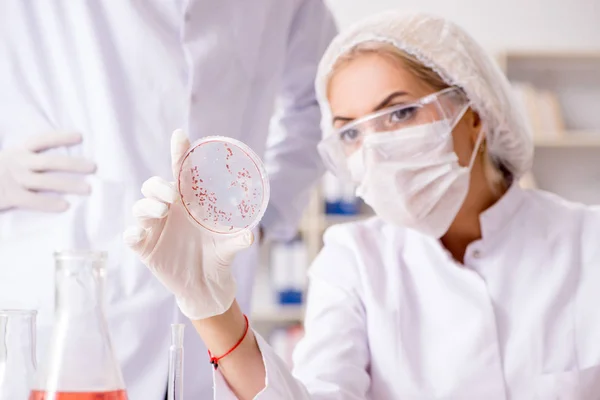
[467,124,486,170]
[447,98,485,171]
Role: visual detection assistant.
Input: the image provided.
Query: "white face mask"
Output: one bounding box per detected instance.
[347,119,484,238]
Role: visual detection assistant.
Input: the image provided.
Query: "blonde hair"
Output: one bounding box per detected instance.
[332,41,449,92]
[329,41,509,192]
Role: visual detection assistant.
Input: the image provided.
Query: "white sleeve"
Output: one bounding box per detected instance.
[213,331,312,399]
[290,238,371,399]
[213,227,370,399]
[261,0,338,241]
[576,207,600,369]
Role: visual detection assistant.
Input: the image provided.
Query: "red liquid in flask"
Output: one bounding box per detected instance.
[29,390,128,400]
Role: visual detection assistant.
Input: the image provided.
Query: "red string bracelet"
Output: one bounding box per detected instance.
[208,314,249,370]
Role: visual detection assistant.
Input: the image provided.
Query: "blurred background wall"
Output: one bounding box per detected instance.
[325,0,600,51]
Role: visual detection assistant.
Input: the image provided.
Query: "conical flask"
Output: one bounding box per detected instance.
[30,251,127,400]
[0,310,37,400]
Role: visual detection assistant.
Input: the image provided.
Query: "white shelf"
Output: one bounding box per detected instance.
[501,50,600,60]
[251,305,305,323]
[321,213,371,229]
[534,131,600,147]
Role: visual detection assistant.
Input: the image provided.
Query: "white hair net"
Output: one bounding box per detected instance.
[316,11,534,179]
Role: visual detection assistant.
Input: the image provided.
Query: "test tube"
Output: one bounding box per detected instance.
[168,324,185,400]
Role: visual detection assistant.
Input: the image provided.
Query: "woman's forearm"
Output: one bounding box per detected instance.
[192,300,266,399]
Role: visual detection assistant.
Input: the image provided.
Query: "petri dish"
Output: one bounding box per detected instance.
[177,136,270,235]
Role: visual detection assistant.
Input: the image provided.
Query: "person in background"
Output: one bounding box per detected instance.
[126,10,600,400]
[0,1,336,398]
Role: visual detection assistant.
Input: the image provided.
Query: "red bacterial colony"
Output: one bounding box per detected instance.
[237,199,257,219]
[225,144,233,160]
[189,165,233,226]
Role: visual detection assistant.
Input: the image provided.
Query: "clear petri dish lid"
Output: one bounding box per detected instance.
[177,136,270,235]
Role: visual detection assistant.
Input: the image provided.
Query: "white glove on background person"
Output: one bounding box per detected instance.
[0,132,96,212]
[123,129,254,320]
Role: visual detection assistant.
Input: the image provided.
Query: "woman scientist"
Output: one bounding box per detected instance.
[124,11,600,399]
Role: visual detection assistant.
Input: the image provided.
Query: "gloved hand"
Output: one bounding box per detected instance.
[0,132,96,212]
[123,129,254,320]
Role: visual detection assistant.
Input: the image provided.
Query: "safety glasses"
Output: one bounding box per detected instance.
[317,86,470,180]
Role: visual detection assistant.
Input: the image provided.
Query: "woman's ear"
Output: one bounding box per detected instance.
[465,108,482,143]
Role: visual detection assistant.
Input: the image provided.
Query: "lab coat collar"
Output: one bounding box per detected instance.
[401,184,526,266]
[478,184,525,240]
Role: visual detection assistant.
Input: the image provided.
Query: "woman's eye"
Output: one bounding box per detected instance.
[389,106,418,124]
[340,128,360,143]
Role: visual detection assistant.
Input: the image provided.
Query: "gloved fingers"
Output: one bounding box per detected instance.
[141,176,178,204]
[170,129,191,179]
[133,198,169,221]
[229,230,255,250]
[214,230,255,265]
[23,132,83,153]
[20,172,91,195]
[123,225,149,251]
[15,190,70,212]
[135,216,159,229]
[26,153,96,174]
[126,196,168,254]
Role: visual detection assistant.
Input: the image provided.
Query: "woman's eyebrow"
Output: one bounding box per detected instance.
[372,91,410,112]
[332,116,353,124]
[331,91,411,125]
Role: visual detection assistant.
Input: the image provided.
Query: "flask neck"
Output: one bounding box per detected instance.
[54,252,106,317]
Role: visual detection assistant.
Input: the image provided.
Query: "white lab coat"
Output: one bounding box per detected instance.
[0,1,336,398]
[214,185,600,399]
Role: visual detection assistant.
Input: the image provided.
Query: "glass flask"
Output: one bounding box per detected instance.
[30,251,127,400]
[0,310,37,400]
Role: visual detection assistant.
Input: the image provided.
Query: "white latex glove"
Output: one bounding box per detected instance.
[0,132,96,212]
[123,129,254,320]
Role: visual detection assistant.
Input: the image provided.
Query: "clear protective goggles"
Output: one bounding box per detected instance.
[317,86,471,180]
